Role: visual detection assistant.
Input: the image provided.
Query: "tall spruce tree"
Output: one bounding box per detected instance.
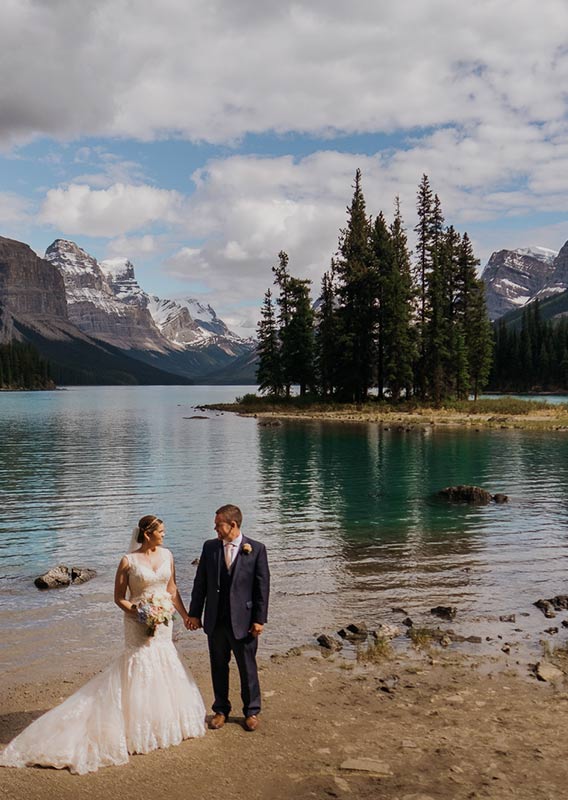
[315,265,338,397]
[385,200,415,400]
[413,174,434,398]
[256,289,282,395]
[426,208,456,404]
[456,233,492,399]
[272,251,315,396]
[334,169,374,402]
[282,276,315,396]
[371,211,392,399]
[272,250,293,396]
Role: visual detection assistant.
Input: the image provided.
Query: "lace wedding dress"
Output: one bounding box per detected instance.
[0,548,206,774]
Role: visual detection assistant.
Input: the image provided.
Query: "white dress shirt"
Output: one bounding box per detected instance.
[224,533,242,568]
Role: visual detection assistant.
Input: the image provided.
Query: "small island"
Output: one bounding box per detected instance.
[205,395,568,431]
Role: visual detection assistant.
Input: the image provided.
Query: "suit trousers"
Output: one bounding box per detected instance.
[207,621,261,717]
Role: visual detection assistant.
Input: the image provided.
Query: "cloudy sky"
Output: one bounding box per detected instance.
[2,0,568,333]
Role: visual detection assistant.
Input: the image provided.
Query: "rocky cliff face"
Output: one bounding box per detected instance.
[99,258,148,307]
[45,240,171,352]
[538,240,568,299]
[147,296,246,355]
[43,238,255,378]
[0,236,68,343]
[481,247,557,320]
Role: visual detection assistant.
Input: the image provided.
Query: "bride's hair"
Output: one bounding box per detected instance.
[137,515,163,543]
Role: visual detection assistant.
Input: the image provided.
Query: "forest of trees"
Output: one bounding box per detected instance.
[0,341,54,390]
[257,172,493,403]
[491,300,568,391]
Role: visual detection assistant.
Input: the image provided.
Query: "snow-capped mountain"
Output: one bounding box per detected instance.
[99,258,148,308]
[481,247,558,321]
[514,247,557,265]
[44,239,255,379]
[536,240,568,300]
[45,240,169,351]
[148,296,245,354]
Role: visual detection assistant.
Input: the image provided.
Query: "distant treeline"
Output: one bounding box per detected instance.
[491,300,568,392]
[257,172,492,403]
[0,341,54,390]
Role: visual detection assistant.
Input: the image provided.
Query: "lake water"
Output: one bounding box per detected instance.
[1,386,568,681]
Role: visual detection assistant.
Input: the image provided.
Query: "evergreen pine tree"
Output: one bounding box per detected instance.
[334,169,374,402]
[315,265,338,397]
[385,200,415,400]
[426,216,456,404]
[456,233,492,399]
[272,251,293,396]
[371,211,392,399]
[256,289,283,396]
[413,174,434,398]
[283,277,315,396]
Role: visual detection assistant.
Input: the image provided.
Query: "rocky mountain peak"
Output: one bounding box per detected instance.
[45,239,169,351]
[481,247,557,320]
[0,236,69,342]
[100,258,147,307]
[538,240,568,299]
[147,295,239,348]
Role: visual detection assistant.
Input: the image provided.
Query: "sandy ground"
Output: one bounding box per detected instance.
[2,643,568,800]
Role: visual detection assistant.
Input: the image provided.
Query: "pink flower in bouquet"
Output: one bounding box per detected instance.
[136,592,175,636]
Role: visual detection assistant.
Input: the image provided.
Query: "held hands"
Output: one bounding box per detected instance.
[249,623,264,638]
[185,616,202,631]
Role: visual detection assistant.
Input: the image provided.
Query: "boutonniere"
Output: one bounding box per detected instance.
[242,543,252,555]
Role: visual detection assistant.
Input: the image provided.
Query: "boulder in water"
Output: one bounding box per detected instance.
[34,564,97,589]
[70,566,97,585]
[34,565,71,589]
[438,485,493,504]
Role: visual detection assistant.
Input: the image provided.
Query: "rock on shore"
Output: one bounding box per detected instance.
[34,565,97,589]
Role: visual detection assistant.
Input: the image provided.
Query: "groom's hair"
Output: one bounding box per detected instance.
[216,504,242,528]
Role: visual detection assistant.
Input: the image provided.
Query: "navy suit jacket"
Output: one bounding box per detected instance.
[189,535,270,640]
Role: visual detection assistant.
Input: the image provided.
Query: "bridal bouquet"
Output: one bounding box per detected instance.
[136,593,175,636]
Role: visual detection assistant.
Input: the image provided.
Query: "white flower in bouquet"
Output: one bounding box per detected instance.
[136,592,175,636]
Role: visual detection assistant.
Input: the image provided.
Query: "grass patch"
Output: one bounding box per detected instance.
[548,642,568,670]
[408,627,435,649]
[356,636,393,664]
[210,394,565,417]
[443,397,557,415]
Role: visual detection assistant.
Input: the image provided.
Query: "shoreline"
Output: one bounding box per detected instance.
[2,642,568,800]
[205,402,568,430]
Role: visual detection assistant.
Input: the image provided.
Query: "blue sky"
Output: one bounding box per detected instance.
[2,0,568,334]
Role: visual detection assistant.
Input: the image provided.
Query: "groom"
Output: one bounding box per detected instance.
[187,504,270,732]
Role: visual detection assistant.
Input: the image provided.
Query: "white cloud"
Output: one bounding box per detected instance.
[106,234,161,258]
[158,115,568,307]
[0,191,30,225]
[39,183,184,237]
[1,1,568,146]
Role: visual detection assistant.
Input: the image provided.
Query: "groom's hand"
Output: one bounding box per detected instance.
[186,616,202,631]
[249,623,264,638]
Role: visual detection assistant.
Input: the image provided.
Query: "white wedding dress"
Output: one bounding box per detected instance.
[0,548,206,774]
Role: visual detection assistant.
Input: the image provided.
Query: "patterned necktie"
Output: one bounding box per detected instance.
[224,542,233,570]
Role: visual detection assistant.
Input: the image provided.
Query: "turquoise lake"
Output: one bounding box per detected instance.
[1,386,568,680]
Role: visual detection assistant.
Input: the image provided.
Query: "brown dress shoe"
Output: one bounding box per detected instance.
[209,713,227,730]
[243,715,259,732]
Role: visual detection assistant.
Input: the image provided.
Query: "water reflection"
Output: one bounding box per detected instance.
[255,420,568,629]
[1,388,568,676]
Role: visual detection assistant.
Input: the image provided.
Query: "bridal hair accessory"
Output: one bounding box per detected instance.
[129,515,161,551]
[242,543,252,554]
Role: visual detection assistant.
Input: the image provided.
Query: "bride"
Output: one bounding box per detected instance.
[0,515,206,774]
